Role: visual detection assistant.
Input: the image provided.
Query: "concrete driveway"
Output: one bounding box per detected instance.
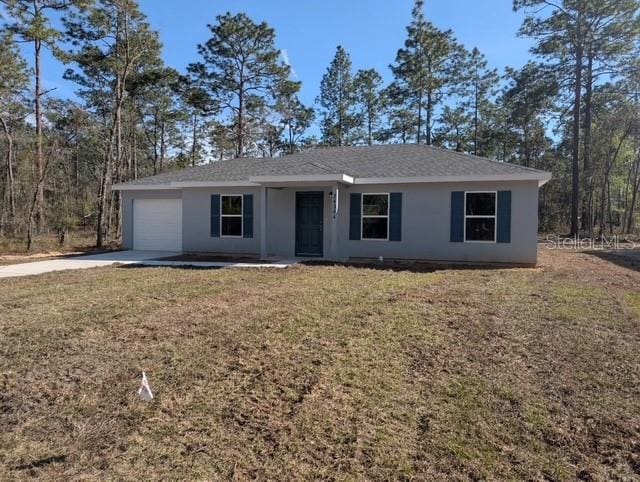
[0,250,296,279]
[0,250,179,279]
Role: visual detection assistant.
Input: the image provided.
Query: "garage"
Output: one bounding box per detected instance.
[133,199,182,251]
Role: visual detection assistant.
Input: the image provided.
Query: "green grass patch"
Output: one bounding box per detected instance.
[624,291,640,318]
[552,283,612,322]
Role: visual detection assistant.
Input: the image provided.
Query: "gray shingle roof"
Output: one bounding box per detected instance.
[121,144,549,186]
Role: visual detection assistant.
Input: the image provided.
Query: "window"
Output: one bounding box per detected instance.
[221,195,243,237]
[465,191,496,242]
[362,193,389,240]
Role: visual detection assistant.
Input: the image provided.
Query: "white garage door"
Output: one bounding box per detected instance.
[133,199,182,251]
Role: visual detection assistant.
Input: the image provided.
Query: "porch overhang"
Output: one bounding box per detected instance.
[249,173,354,187]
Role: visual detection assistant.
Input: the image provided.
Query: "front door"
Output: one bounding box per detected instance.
[295,191,324,257]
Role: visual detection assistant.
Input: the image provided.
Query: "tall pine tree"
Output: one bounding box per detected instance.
[275,80,314,154]
[515,0,640,235]
[63,0,162,246]
[390,0,466,145]
[317,45,358,147]
[354,68,384,145]
[462,47,499,156]
[0,32,29,233]
[1,0,87,234]
[189,13,291,158]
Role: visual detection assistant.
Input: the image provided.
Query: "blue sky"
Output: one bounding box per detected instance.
[22,0,534,109]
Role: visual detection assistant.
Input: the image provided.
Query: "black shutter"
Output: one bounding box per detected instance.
[389,192,402,241]
[243,194,254,238]
[210,194,220,237]
[349,193,361,240]
[450,191,464,242]
[497,190,511,243]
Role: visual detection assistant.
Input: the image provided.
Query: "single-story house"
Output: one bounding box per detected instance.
[113,144,551,264]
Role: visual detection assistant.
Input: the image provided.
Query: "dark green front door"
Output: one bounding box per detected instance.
[295,191,324,257]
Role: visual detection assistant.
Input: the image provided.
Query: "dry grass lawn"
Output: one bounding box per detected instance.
[0,247,639,480]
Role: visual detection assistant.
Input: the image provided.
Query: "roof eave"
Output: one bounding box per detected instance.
[354,173,552,185]
[112,180,260,191]
[113,172,552,190]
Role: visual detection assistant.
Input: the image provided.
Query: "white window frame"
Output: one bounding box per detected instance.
[220,194,243,238]
[464,191,497,243]
[361,193,390,241]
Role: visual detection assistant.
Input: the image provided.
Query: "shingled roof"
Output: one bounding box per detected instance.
[115,144,550,188]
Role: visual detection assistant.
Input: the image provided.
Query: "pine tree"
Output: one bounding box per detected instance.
[189,12,291,158]
[500,62,556,168]
[275,80,314,154]
[515,0,640,235]
[317,45,358,146]
[1,0,87,235]
[390,0,466,145]
[461,48,499,156]
[354,68,384,145]
[379,82,414,144]
[62,0,162,246]
[0,32,29,233]
[178,79,217,167]
[434,105,471,152]
[129,67,186,175]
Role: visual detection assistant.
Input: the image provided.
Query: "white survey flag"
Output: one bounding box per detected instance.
[138,371,153,401]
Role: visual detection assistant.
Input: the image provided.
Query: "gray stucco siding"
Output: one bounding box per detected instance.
[335,181,539,264]
[120,180,540,264]
[181,187,262,254]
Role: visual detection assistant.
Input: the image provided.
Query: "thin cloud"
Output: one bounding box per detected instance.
[281,49,297,79]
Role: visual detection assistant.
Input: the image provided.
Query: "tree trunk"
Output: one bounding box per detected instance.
[607,178,613,235]
[34,38,45,232]
[416,90,423,144]
[191,112,198,167]
[74,127,80,203]
[474,77,479,156]
[623,161,631,232]
[626,154,640,234]
[582,48,594,235]
[97,75,124,247]
[367,106,373,146]
[26,148,50,252]
[160,120,166,172]
[599,170,607,236]
[97,133,114,247]
[523,125,531,168]
[570,31,583,236]
[288,122,294,153]
[133,124,138,179]
[337,70,344,147]
[152,109,159,174]
[0,117,16,226]
[98,5,131,247]
[237,80,244,157]
[426,90,433,145]
[599,134,627,236]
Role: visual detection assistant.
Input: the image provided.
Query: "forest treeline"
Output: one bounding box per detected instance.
[1,0,639,248]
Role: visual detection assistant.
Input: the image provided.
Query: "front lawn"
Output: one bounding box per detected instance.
[0,248,638,479]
